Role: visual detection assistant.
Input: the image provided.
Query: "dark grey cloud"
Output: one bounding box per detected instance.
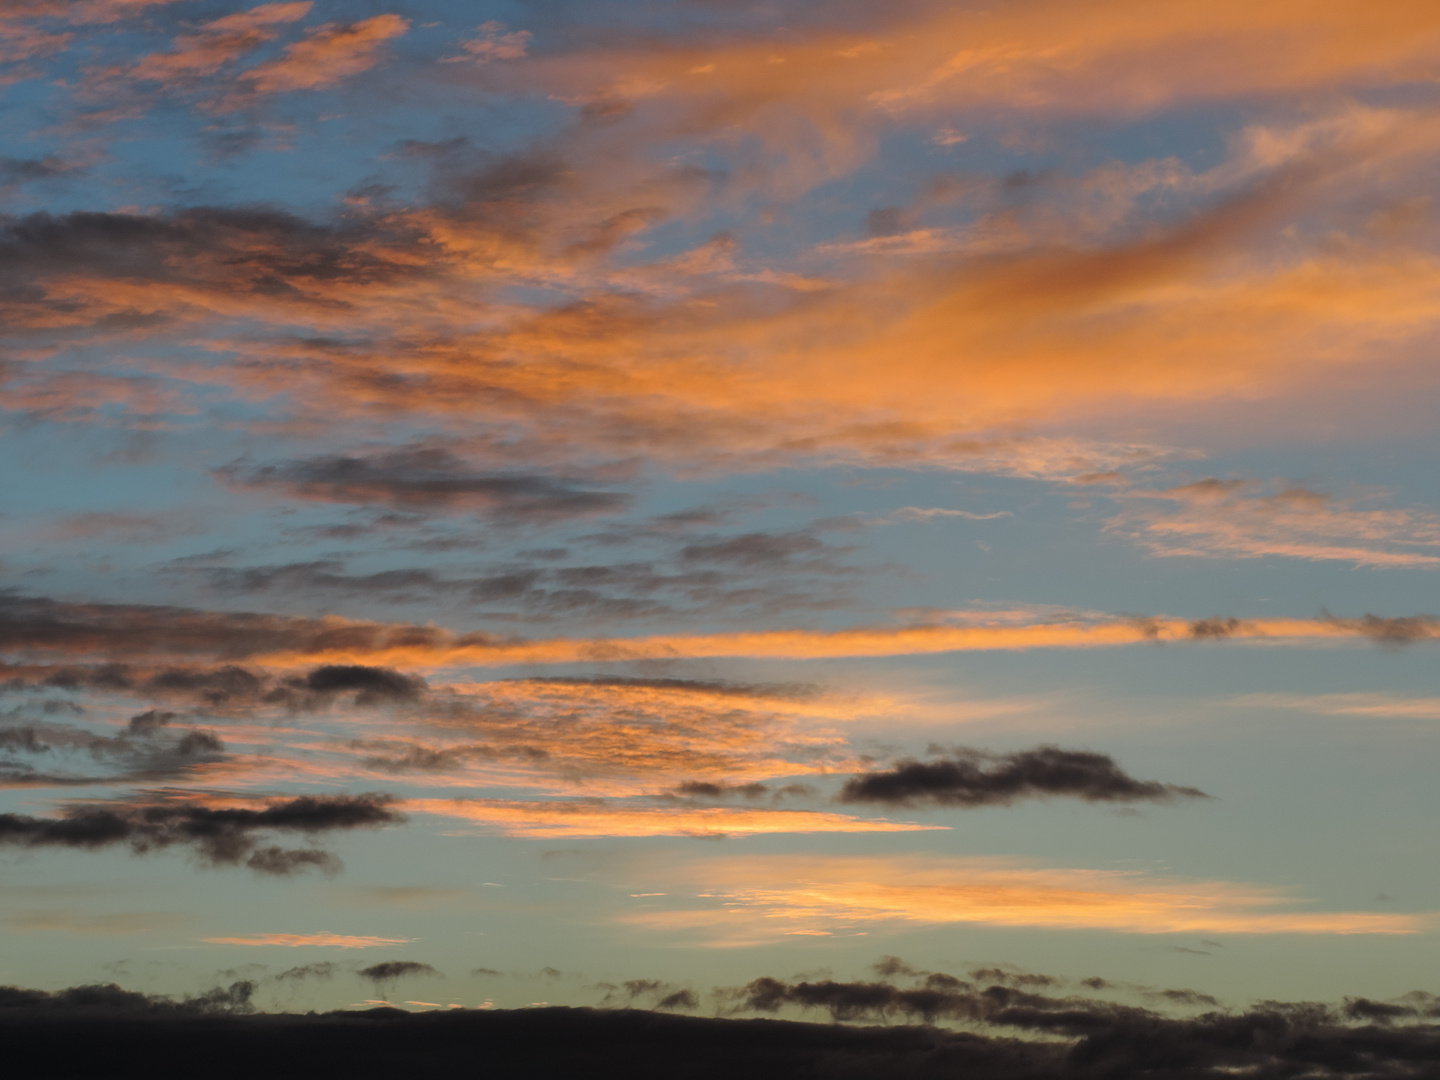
[0,980,254,1015]
[300,665,425,704]
[0,592,505,664]
[0,710,226,787]
[356,738,549,773]
[0,793,403,875]
[275,963,338,983]
[1190,617,1247,639]
[0,207,425,317]
[679,531,857,572]
[839,747,1208,808]
[217,446,631,521]
[1323,612,1440,647]
[596,979,698,1010]
[0,156,81,188]
[358,961,439,988]
[189,548,854,621]
[1,658,428,714]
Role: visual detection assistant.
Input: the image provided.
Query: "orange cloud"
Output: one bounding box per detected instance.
[11,94,1440,480]
[412,798,942,838]
[354,677,858,795]
[251,614,1396,671]
[239,13,409,96]
[67,0,184,25]
[617,855,1430,944]
[491,0,1440,201]
[1107,479,1440,567]
[129,2,313,85]
[202,931,415,947]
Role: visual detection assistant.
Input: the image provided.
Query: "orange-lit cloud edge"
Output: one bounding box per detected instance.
[249,615,1431,672]
[201,931,416,948]
[613,856,1429,944]
[411,799,945,839]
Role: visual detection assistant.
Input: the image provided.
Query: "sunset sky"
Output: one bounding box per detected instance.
[2,0,1439,1024]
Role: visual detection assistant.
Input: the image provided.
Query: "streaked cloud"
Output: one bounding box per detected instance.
[1107,479,1440,567]
[203,931,416,948]
[412,798,943,838]
[1231,693,1440,721]
[619,856,1430,943]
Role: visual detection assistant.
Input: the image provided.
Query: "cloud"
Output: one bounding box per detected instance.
[358,960,439,987]
[3,593,1433,671]
[275,962,337,980]
[1107,479,1440,567]
[0,711,226,788]
[839,746,1209,807]
[241,610,1440,670]
[0,793,404,875]
[1231,693,1440,721]
[218,447,632,521]
[617,855,1429,943]
[300,665,425,704]
[207,933,414,949]
[235,14,409,98]
[446,21,531,65]
[7,972,1440,1077]
[0,155,82,190]
[412,799,942,839]
[1324,613,1440,646]
[126,3,314,87]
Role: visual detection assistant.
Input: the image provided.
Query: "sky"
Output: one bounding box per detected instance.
[2,0,1440,1037]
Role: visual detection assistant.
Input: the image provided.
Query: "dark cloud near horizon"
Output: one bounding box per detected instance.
[0,980,255,1016]
[839,746,1209,808]
[0,793,403,875]
[217,447,631,522]
[4,978,1440,1079]
[596,979,698,1011]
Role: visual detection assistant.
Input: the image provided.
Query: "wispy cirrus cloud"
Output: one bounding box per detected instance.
[203,931,414,948]
[1105,478,1440,567]
[0,593,1435,671]
[126,3,314,88]
[412,798,941,839]
[618,855,1430,944]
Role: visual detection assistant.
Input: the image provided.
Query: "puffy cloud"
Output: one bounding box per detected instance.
[839,747,1208,807]
[0,793,404,875]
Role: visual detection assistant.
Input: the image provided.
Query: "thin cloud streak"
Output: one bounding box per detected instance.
[412,799,943,838]
[203,932,415,948]
[619,856,1430,944]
